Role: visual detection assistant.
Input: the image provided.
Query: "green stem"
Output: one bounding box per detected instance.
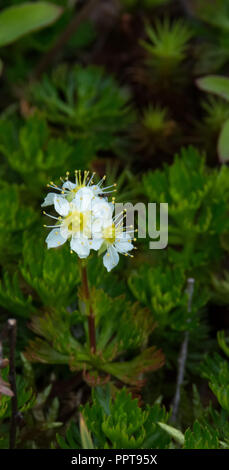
[79,261,96,354]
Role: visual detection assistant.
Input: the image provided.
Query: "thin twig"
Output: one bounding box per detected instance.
[8,319,18,449]
[0,324,11,397]
[170,278,195,423]
[33,0,101,79]
[0,330,9,373]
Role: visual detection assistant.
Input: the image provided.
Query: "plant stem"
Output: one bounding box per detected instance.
[80,262,96,354]
[170,278,195,423]
[8,319,18,449]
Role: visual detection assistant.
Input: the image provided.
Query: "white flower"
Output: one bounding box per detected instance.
[42,171,137,269]
[43,186,113,259]
[41,170,116,207]
[91,212,136,272]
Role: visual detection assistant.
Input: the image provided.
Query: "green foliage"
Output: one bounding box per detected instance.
[57,387,170,449]
[79,414,94,449]
[129,264,209,332]
[192,1,229,74]
[141,18,192,80]
[201,354,229,413]
[197,75,229,102]
[197,75,229,161]
[218,118,229,162]
[0,183,37,262]
[134,104,176,154]
[201,96,229,135]
[0,367,35,449]
[0,2,62,47]
[141,105,171,134]
[211,237,229,305]
[158,385,229,449]
[20,231,80,309]
[194,0,229,32]
[25,307,87,367]
[0,184,37,233]
[25,287,164,385]
[0,115,72,196]
[0,271,34,318]
[28,64,135,157]
[217,330,229,357]
[183,421,220,449]
[158,422,184,446]
[142,146,229,269]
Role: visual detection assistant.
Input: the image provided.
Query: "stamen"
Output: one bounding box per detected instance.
[88,172,96,186]
[102,184,117,191]
[43,211,61,221]
[75,169,79,185]
[47,184,63,192]
[45,225,62,229]
[113,211,124,222]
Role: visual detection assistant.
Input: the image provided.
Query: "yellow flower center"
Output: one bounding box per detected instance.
[103,223,116,244]
[63,210,91,236]
[72,184,85,194]
[66,185,86,202]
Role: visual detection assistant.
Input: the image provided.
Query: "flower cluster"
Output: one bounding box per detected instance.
[42,170,135,271]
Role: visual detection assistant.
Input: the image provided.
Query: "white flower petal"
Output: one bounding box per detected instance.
[62,181,77,190]
[73,187,94,212]
[103,245,119,272]
[54,195,70,216]
[89,238,103,251]
[92,199,113,221]
[90,184,102,196]
[91,218,104,235]
[45,228,67,249]
[70,236,90,258]
[109,202,115,214]
[41,192,56,207]
[115,240,133,253]
[59,224,70,240]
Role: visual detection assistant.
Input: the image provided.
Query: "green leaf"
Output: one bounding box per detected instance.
[0,2,62,47]
[158,422,184,445]
[197,76,229,102]
[184,421,219,449]
[79,414,94,449]
[0,271,35,318]
[217,331,229,358]
[194,1,229,33]
[81,388,169,449]
[29,64,135,157]
[201,354,229,413]
[218,118,229,162]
